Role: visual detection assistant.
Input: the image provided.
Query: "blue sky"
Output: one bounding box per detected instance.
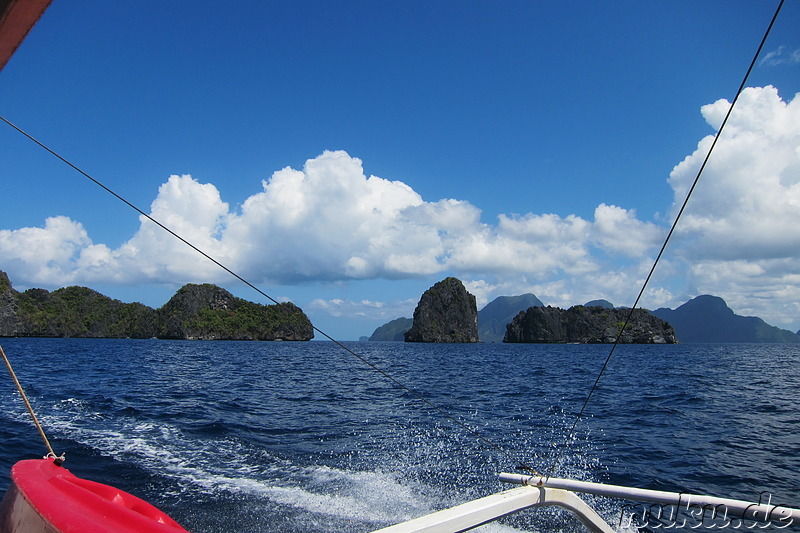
[1,1,799,340]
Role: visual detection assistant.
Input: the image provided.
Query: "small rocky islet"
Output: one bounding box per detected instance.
[378,279,800,343]
[398,277,675,344]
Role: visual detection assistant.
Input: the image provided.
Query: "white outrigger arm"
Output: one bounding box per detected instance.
[373,473,800,533]
[373,482,614,533]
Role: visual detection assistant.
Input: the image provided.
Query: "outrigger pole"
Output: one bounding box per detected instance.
[373,474,800,533]
[373,483,614,533]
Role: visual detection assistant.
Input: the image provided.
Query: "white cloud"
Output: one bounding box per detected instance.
[0,153,663,292]
[308,297,416,321]
[118,174,232,281]
[0,216,91,285]
[2,87,800,333]
[669,86,800,260]
[591,204,663,256]
[654,86,800,328]
[760,46,800,67]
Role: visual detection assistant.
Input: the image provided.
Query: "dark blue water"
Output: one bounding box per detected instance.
[1,339,798,531]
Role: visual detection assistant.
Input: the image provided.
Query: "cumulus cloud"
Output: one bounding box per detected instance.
[117,175,232,281]
[591,204,663,256]
[2,87,799,332]
[669,86,800,260]
[0,216,101,285]
[651,86,800,328]
[0,150,664,291]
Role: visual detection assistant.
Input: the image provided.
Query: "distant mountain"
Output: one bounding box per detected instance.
[584,299,614,309]
[368,317,412,341]
[652,295,800,343]
[478,293,544,343]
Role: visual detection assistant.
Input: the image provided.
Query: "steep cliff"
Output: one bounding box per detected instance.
[405,277,478,343]
[0,271,22,337]
[504,305,676,344]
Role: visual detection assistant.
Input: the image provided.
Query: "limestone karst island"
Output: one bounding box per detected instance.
[0,271,313,341]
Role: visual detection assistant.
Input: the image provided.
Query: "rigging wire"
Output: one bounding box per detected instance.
[1,0,783,481]
[543,0,786,480]
[1,345,63,464]
[0,114,540,475]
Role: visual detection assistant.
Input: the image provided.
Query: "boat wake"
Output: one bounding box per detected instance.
[2,389,619,532]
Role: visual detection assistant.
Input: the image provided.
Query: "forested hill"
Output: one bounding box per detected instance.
[0,271,313,341]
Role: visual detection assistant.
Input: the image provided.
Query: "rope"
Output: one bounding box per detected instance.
[1,345,64,465]
[543,0,785,480]
[0,116,539,475]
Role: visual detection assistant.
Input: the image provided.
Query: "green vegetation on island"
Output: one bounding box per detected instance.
[0,271,313,341]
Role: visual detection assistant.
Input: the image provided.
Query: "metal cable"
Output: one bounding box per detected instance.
[3,0,782,480]
[544,0,785,479]
[0,114,539,474]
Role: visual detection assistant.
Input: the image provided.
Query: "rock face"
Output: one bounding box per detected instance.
[404,277,478,343]
[0,271,313,341]
[0,271,22,337]
[504,305,676,344]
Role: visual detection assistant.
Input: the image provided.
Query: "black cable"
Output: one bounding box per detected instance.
[0,113,538,474]
[544,0,785,479]
[4,0,782,482]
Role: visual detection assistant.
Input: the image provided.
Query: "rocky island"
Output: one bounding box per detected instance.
[371,290,800,344]
[477,293,544,343]
[504,305,676,344]
[0,271,313,341]
[404,277,479,343]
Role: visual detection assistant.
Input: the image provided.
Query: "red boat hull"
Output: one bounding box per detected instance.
[0,458,188,533]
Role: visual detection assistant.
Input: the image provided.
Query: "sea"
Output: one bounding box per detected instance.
[0,338,798,532]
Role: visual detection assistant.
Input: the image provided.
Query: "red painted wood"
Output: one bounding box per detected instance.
[4,458,188,533]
